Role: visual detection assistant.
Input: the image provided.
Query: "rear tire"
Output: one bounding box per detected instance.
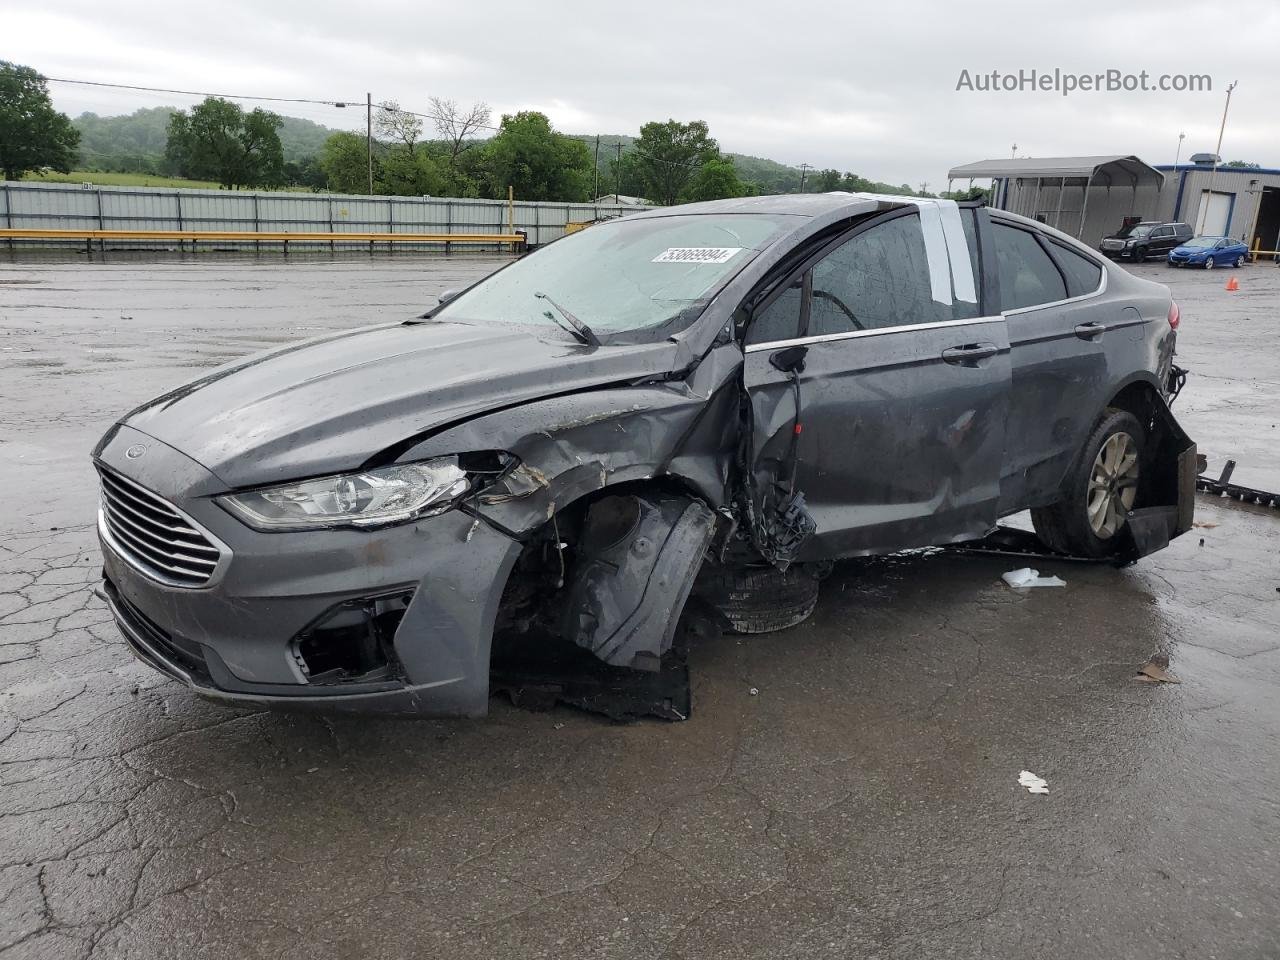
[1235,254,1246,268]
[1032,408,1146,558]
[694,563,821,634]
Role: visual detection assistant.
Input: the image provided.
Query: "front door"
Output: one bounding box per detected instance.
[741,207,1011,559]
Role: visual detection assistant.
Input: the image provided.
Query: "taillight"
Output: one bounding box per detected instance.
[1168,301,1180,330]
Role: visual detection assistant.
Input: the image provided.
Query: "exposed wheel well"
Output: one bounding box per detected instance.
[1107,379,1164,425]
[491,476,718,653]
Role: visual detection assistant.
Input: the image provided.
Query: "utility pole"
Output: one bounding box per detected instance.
[615,143,622,198]
[1197,81,1237,234]
[593,136,601,200]
[1011,143,1017,158]
[366,92,373,195]
[798,163,812,193]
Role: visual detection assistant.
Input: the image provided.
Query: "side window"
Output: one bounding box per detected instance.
[1153,227,1171,239]
[992,223,1068,310]
[1048,241,1103,297]
[745,280,802,345]
[808,213,975,335]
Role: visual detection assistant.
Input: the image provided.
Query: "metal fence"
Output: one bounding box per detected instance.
[0,181,653,250]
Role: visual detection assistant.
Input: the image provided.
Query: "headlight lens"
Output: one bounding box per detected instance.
[220,458,470,531]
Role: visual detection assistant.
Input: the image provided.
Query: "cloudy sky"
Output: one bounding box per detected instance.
[8,0,1279,188]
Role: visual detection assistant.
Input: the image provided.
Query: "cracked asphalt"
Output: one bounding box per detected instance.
[1,251,1278,959]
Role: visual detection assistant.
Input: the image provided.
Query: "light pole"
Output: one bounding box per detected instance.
[1174,131,1186,168]
[1197,81,1237,234]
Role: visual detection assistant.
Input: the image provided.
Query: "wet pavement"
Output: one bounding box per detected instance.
[1,252,1278,959]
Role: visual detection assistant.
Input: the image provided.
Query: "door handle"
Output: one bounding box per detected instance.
[942,342,999,366]
[1074,322,1105,340]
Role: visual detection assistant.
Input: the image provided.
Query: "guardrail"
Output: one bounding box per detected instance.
[0,227,525,250]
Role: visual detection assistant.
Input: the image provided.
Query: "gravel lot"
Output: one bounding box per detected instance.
[1,251,1277,959]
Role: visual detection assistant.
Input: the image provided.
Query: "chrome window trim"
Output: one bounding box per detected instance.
[1002,263,1108,317]
[744,315,1005,354]
[97,470,232,590]
[988,216,1109,312]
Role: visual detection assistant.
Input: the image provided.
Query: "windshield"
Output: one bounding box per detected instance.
[433,213,799,342]
[1116,223,1155,238]
[1183,237,1219,248]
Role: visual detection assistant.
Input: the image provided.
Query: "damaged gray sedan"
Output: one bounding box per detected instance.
[94,193,1196,715]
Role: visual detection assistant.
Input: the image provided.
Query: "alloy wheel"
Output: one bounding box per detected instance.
[1087,431,1139,539]
[1205,257,1215,269]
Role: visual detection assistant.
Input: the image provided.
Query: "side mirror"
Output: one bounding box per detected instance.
[769,345,809,374]
[438,288,459,305]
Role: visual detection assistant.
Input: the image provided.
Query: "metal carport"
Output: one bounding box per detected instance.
[946,155,1165,244]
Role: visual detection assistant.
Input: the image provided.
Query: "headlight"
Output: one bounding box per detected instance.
[220,458,470,531]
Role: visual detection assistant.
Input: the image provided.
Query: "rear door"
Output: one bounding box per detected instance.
[992,217,1122,512]
[741,207,1011,559]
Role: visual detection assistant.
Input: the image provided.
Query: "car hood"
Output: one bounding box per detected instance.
[119,320,681,489]
[1171,245,1207,255]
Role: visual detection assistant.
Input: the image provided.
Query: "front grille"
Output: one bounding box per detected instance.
[97,466,225,587]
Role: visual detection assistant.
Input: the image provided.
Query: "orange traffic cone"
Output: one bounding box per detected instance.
[1226,276,1239,291]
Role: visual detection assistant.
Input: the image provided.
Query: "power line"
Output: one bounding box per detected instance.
[44,73,725,171]
[39,75,356,109]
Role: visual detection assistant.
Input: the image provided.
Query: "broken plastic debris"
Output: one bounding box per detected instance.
[1134,655,1181,684]
[1002,567,1066,589]
[1018,770,1049,794]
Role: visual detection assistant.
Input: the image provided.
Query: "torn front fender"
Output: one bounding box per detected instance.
[400,344,745,536]
[559,494,716,670]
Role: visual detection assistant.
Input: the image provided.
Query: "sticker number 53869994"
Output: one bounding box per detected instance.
[652,247,743,264]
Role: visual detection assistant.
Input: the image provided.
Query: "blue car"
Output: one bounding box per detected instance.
[1168,236,1249,269]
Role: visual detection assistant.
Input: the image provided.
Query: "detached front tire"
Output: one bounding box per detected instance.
[694,563,821,634]
[1032,408,1145,558]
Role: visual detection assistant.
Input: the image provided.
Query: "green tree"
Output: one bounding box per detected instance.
[0,62,80,181]
[164,98,284,189]
[680,156,747,202]
[319,132,373,193]
[479,111,592,202]
[379,146,446,196]
[283,156,326,191]
[631,120,720,206]
[813,169,842,193]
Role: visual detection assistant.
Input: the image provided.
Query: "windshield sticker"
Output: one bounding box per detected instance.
[652,247,742,264]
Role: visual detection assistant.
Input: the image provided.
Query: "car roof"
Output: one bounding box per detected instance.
[626,192,891,220]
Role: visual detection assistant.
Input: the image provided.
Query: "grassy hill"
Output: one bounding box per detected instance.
[56,108,919,199]
[68,108,347,174]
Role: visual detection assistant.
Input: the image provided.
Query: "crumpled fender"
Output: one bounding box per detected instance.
[398,344,744,536]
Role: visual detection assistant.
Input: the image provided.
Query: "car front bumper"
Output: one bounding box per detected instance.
[96,425,523,715]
